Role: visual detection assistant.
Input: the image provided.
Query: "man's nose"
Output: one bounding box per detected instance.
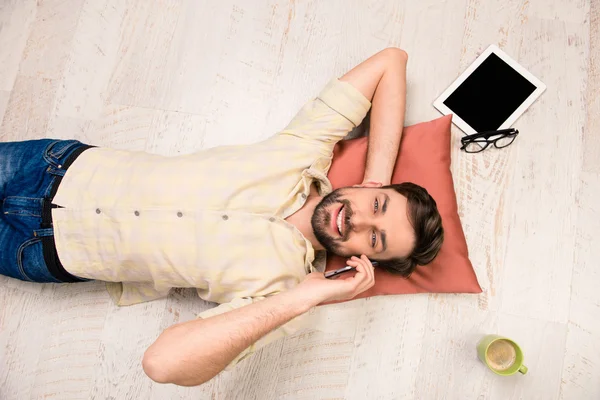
[351,212,370,231]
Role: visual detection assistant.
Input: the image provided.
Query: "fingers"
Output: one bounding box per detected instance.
[360,255,376,290]
[352,181,382,188]
[348,255,375,272]
[346,255,376,295]
[363,181,383,188]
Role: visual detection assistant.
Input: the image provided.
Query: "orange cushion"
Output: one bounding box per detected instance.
[325,115,481,299]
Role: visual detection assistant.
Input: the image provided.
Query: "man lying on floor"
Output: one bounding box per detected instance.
[0,48,443,386]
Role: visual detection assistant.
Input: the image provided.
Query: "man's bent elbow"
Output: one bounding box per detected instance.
[142,350,172,384]
[142,348,213,387]
[382,47,408,64]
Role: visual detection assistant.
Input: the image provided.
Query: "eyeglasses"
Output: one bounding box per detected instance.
[460,128,519,153]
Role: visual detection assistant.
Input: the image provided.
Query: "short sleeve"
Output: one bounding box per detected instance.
[197,296,310,370]
[277,79,371,152]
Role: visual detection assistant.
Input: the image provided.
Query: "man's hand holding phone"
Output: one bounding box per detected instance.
[293,255,376,305]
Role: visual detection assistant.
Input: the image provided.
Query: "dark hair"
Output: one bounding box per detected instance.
[373,182,444,277]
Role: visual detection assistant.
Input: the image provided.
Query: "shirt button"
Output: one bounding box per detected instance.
[134,211,140,216]
[95,208,101,214]
[269,217,275,222]
[222,214,229,221]
[177,212,183,218]
[301,193,307,199]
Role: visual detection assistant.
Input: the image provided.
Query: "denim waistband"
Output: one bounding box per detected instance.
[41,144,94,283]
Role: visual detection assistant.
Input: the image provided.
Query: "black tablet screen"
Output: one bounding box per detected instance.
[443,53,536,133]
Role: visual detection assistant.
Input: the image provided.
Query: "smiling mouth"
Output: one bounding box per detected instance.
[332,204,345,237]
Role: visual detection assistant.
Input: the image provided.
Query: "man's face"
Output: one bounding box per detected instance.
[311,187,415,259]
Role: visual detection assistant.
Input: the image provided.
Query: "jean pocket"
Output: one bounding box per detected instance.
[2,197,43,217]
[43,140,81,165]
[17,238,60,283]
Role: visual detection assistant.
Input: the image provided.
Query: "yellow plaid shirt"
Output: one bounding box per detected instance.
[52,79,371,366]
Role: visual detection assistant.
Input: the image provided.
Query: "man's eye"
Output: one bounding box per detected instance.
[371,232,377,247]
[374,198,379,213]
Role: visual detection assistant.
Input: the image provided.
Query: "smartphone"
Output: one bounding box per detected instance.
[325,261,379,279]
[325,266,356,279]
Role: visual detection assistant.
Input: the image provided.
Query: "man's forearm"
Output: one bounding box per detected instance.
[340,48,408,186]
[143,258,376,386]
[364,50,407,185]
[143,289,318,386]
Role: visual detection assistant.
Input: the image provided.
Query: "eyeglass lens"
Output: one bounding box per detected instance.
[463,140,488,153]
[494,134,517,148]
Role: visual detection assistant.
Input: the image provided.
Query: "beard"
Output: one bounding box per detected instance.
[311,188,354,257]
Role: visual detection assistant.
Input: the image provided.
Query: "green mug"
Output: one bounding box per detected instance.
[477,335,528,376]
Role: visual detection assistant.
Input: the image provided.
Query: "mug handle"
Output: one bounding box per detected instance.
[519,365,528,375]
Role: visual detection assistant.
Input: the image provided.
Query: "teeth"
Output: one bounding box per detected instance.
[336,206,343,235]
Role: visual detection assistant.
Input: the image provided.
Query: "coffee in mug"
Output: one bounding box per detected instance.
[477,335,528,376]
[486,339,517,371]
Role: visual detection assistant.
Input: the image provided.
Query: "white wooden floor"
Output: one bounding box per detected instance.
[0,0,598,399]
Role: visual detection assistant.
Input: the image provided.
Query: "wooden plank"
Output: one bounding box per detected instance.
[560,6,600,396]
[583,0,600,173]
[560,323,600,399]
[54,0,133,119]
[104,0,183,110]
[524,0,588,23]
[28,283,111,400]
[0,276,44,295]
[46,115,91,141]
[0,91,10,128]
[18,0,86,80]
[145,110,207,156]
[0,287,53,400]
[0,0,37,91]
[342,296,429,400]
[54,103,209,152]
[80,104,155,150]
[0,76,59,141]
[559,172,600,399]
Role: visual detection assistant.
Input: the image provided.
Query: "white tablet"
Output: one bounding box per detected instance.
[433,44,546,135]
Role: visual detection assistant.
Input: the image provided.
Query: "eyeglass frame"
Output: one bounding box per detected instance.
[460,128,519,153]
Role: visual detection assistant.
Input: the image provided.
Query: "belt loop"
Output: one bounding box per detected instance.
[41,199,53,228]
[34,228,54,238]
[46,166,66,177]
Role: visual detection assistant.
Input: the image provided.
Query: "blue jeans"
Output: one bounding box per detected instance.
[0,139,89,282]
